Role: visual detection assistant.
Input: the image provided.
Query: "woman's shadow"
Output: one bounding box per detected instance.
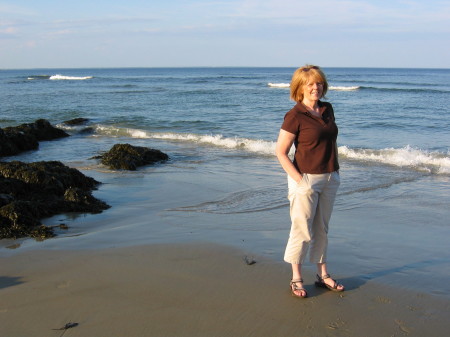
[0,276,24,290]
[331,258,448,292]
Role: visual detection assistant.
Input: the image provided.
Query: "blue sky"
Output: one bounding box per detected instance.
[1,0,449,68]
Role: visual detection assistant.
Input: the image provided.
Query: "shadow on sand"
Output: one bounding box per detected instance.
[335,258,449,292]
[0,276,24,290]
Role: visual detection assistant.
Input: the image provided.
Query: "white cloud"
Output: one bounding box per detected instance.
[0,26,16,34]
[230,0,450,32]
[0,3,36,16]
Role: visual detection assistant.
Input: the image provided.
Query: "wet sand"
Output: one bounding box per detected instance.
[1,242,449,337]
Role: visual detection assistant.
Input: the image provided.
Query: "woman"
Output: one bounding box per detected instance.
[275,65,344,298]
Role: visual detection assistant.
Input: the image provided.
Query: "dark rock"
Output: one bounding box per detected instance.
[99,143,169,170]
[61,118,94,135]
[8,119,69,141]
[0,119,69,157]
[0,127,39,156]
[62,118,89,126]
[0,194,15,207]
[78,127,95,135]
[0,161,110,239]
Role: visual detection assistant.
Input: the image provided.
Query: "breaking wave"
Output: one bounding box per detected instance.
[85,125,450,175]
[92,125,277,156]
[268,82,290,88]
[27,74,93,80]
[329,86,360,91]
[49,74,93,80]
[339,145,450,175]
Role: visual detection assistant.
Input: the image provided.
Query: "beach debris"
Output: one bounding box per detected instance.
[49,223,69,230]
[0,160,110,239]
[244,255,256,265]
[96,143,169,170]
[0,119,69,157]
[6,243,21,249]
[52,322,79,330]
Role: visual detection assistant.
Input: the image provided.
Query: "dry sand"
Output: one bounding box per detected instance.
[1,242,449,337]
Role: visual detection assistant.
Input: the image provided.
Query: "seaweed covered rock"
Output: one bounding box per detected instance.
[0,201,43,238]
[100,143,169,170]
[0,161,110,239]
[0,160,98,194]
[63,187,108,211]
[0,119,69,157]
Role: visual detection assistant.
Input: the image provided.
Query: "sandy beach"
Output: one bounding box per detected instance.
[1,242,449,337]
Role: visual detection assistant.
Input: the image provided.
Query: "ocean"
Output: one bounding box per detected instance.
[1,67,449,297]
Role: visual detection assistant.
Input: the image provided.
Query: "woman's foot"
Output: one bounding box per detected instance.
[290,279,308,298]
[315,274,344,292]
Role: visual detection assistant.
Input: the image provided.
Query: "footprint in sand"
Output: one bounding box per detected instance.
[375,296,391,304]
[395,319,411,334]
[57,281,71,289]
[327,318,346,330]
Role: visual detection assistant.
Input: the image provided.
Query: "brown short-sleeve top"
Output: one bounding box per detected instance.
[281,101,339,174]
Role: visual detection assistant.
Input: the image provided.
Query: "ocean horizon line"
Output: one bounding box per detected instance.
[2,66,450,71]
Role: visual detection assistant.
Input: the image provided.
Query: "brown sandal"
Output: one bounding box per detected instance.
[290,279,308,298]
[315,274,344,292]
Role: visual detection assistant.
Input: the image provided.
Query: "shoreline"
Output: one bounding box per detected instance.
[1,242,449,337]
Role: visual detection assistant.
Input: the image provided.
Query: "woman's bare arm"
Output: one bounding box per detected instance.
[275,129,302,183]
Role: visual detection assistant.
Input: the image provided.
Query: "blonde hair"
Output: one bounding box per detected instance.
[290,65,328,102]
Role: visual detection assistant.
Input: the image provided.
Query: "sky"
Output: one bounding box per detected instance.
[1,0,449,69]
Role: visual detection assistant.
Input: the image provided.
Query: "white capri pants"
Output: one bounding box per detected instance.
[284,171,340,265]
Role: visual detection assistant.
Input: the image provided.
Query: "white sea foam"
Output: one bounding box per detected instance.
[339,145,450,175]
[329,86,360,91]
[145,132,277,156]
[49,74,93,80]
[94,125,277,156]
[268,83,360,91]
[268,82,290,88]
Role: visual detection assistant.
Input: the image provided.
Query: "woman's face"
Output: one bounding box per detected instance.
[302,79,324,102]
